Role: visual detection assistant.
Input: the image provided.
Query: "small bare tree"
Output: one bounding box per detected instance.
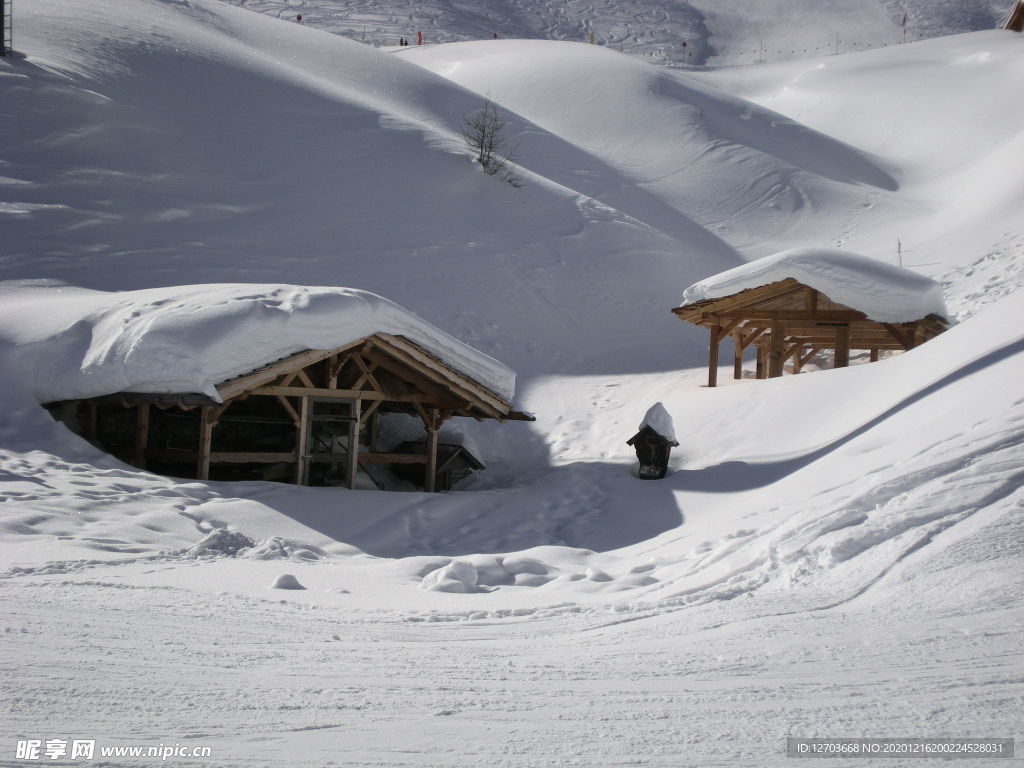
[463,98,522,188]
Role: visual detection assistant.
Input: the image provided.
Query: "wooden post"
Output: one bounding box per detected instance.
[198,406,214,481]
[869,348,879,363]
[368,410,378,453]
[791,345,804,374]
[328,354,337,390]
[906,326,918,350]
[834,325,850,368]
[755,344,765,379]
[707,318,720,388]
[732,330,743,379]
[767,321,786,378]
[134,404,150,470]
[294,397,310,485]
[86,402,98,441]
[347,399,361,490]
[425,408,439,493]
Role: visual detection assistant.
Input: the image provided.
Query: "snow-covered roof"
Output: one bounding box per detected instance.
[0,282,516,404]
[679,248,948,323]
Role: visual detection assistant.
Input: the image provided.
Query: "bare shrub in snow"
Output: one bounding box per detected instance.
[463,98,523,188]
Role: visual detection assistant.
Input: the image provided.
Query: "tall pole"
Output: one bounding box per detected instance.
[1,0,11,57]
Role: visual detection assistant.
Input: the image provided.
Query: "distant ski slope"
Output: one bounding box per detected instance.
[223,0,1015,65]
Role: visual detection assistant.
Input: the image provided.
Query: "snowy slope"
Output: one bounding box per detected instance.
[223,0,1015,65]
[0,0,744,377]
[403,39,901,256]
[686,30,1024,315]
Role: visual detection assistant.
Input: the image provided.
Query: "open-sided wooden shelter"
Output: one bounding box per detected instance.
[673,251,949,387]
[47,333,532,492]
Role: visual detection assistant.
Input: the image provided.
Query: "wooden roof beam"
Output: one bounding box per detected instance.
[672,278,804,323]
[374,334,511,415]
[216,341,365,401]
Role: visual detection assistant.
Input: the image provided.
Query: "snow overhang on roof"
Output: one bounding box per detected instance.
[0,282,517,406]
[679,248,948,324]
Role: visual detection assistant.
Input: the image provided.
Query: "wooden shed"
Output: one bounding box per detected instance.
[47,333,532,492]
[673,277,947,387]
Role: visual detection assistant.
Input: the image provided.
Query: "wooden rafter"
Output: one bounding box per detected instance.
[350,355,382,392]
[276,394,301,426]
[216,342,365,401]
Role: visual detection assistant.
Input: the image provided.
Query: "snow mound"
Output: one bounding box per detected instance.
[638,402,677,444]
[186,528,255,558]
[680,248,949,323]
[0,282,515,404]
[242,537,326,562]
[269,574,306,590]
[420,560,480,593]
[436,424,485,467]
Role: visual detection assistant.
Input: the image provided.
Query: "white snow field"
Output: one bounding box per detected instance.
[1,0,1023,765]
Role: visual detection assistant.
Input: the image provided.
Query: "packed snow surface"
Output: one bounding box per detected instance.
[0,282,516,404]
[679,247,949,322]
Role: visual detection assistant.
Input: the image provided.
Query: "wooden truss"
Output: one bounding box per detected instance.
[67,334,532,492]
[672,278,947,387]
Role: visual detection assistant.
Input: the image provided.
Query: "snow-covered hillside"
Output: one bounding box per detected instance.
[1,0,1022,764]
[225,0,1016,65]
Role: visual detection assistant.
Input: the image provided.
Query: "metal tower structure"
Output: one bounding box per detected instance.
[1,0,12,57]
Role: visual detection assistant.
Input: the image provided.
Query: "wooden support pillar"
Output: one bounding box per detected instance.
[134,404,150,470]
[799,346,820,370]
[906,326,918,350]
[755,344,766,379]
[791,345,805,374]
[834,325,850,368]
[347,399,361,490]
[707,318,720,388]
[294,397,310,485]
[767,321,786,378]
[869,348,879,363]
[425,408,439,493]
[86,402,98,441]
[328,354,337,390]
[732,330,743,380]
[368,410,378,453]
[198,406,214,481]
